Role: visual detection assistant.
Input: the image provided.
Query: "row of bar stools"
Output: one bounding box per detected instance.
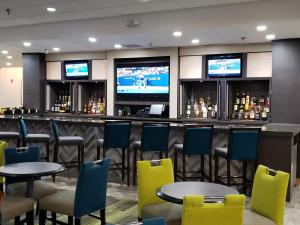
[174,125,214,182]
[214,128,260,194]
[96,121,131,186]
[19,117,50,162]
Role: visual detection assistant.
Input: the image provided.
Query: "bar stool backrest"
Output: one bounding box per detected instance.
[74,157,111,218]
[141,123,170,152]
[183,125,214,156]
[18,117,28,139]
[103,121,131,149]
[50,120,60,143]
[228,128,260,160]
[5,146,40,185]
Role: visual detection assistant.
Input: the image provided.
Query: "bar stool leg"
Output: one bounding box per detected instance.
[53,143,59,163]
[227,159,231,186]
[103,147,106,158]
[17,138,21,147]
[200,155,205,182]
[215,155,219,183]
[209,154,212,182]
[96,145,101,160]
[75,218,81,225]
[127,147,130,186]
[243,160,247,194]
[46,142,50,162]
[174,148,178,181]
[133,146,137,186]
[26,210,34,225]
[52,212,57,225]
[100,208,106,225]
[39,210,46,225]
[77,145,81,173]
[81,145,84,163]
[68,216,73,225]
[159,151,163,159]
[183,153,186,181]
[122,148,125,182]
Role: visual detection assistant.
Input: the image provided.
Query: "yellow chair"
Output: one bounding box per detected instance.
[182,194,245,225]
[244,165,290,225]
[0,141,8,190]
[138,158,181,225]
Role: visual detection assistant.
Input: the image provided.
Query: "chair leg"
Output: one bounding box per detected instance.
[39,210,46,225]
[52,212,57,225]
[100,208,106,225]
[26,210,34,225]
[15,216,20,225]
[75,218,81,225]
[46,142,50,162]
[183,154,186,181]
[174,148,178,181]
[127,147,130,186]
[133,147,137,186]
[122,148,125,182]
[215,155,219,183]
[209,154,212,182]
[243,160,247,194]
[200,155,205,182]
[227,159,231,186]
[68,216,73,225]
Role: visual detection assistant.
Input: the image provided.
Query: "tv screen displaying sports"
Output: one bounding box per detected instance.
[116,65,169,94]
[207,54,242,78]
[64,61,89,79]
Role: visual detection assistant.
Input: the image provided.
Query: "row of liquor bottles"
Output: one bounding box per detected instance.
[186,95,217,119]
[231,91,270,121]
[83,96,106,115]
[51,91,71,113]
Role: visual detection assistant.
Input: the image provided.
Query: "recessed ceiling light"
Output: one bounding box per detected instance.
[266,34,276,40]
[47,7,56,12]
[114,44,122,49]
[23,42,31,47]
[191,39,200,44]
[6,55,13,59]
[53,47,60,52]
[6,62,11,66]
[173,31,182,37]
[256,25,267,32]
[88,37,97,43]
[1,50,8,55]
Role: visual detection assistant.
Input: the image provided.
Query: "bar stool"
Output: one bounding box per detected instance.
[174,125,214,182]
[133,123,170,185]
[96,121,131,186]
[214,128,260,194]
[0,131,21,147]
[19,117,50,161]
[51,119,84,174]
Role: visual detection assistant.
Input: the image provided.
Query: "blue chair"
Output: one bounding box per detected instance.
[143,218,166,225]
[174,125,214,182]
[215,128,260,194]
[18,117,50,161]
[39,158,111,225]
[133,123,170,185]
[96,121,131,186]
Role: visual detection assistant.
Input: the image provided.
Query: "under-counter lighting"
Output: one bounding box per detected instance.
[1,50,8,55]
[256,25,267,31]
[53,47,60,52]
[88,37,97,43]
[191,39,200,44]
[266,34,276,40]
[6,56,13,59]
[47,7,57,12]
[173,31,182,37]
[114,44,122,49]
[6,62,11,66]
[23,42,31,47]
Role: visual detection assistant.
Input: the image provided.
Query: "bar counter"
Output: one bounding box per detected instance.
[0,114,298,201]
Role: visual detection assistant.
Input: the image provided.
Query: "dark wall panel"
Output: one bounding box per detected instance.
[272,39,300,123]
[22,53,46,110]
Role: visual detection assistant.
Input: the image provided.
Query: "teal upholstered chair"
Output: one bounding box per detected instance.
[18,117,50,161]
[143,218,166,225]
[39,158,111,225]
[215,128,260,193]
[174,125,214,181]
[133,123,170,185]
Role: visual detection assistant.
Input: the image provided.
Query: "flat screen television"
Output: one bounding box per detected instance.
[207,54,243,78]
[64,60,89,80]
[116,64,169,95]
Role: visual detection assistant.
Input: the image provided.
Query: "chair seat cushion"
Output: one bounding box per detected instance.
[39,190,75,216]
[244,209,276,225]
[58,136,84,145]
[0,132,20,139]
[25,133,50,142]
[6,180,58,200]
[215,147,228,158]
[174,144,183,151]
[96,138,104,147]
[1,195,34,222]
[142,202,182,225]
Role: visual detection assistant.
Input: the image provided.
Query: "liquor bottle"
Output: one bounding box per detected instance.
[194,100,200,118]
[235,91,240,105]
[250,108,255,120]
[241,91,246,105]
[261,108,267,121]
[211,104,217,118]
[255,106,260,120]
[186,99,191,118]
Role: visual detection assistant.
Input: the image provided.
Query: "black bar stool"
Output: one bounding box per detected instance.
[96,121,131,186]
[133,122,170,185]
[0,131,21,147]
[51,120,84,174]
[18,117,50,162]
[174,125,214,182]
[214,127,260,194]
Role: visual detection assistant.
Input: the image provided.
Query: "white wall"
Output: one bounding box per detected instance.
[106,47,179,118]
[0,67,23,108]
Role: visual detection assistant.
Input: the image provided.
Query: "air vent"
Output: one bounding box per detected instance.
[122,44,144,48]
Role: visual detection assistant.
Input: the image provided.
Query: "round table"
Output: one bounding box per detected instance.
[0,162,64,197]
[157,181,239,204]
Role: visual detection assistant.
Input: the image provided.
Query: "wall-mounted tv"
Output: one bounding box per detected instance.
[207,54,243,78]
[116,64,169,95]
[64,60,89,80]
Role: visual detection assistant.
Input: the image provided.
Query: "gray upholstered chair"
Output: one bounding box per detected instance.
[1,195,34,224]
[0,131,21,147]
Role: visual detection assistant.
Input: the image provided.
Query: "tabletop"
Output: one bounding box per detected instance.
[157,181,239,204]
[0,162,65,178]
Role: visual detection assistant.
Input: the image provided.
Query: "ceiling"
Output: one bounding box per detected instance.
[0,0,299,67]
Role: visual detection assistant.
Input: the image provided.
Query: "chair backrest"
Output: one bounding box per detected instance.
[137,158,174,217]
[5,146,40,185]
[18,117,28,139]
[228,128,260,160]
[250,165,290,225]
[74,157,111,218]
[183,125,213,155]
[0,141,8,184]
[143,218,166,225]
[103,121,131,149]
[50,119,59,143]
[182,194,245,225]
[141,123,170,152]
